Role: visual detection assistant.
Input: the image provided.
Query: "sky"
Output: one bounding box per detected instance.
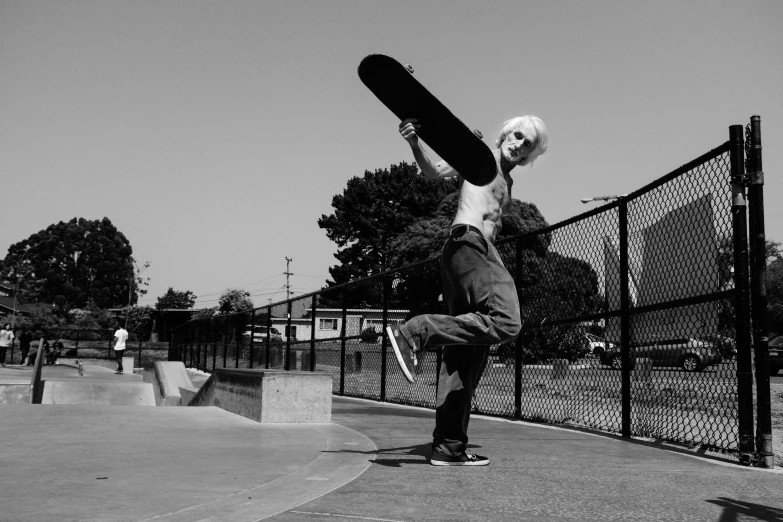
[1,0,781,309]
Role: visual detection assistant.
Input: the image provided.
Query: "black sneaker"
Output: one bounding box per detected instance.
[430,449,490,467]
[386,326,419,383]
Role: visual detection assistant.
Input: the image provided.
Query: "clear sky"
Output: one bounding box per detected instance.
[2,0,781,309]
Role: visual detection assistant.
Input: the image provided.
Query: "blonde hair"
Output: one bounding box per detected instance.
[495,115,549,167]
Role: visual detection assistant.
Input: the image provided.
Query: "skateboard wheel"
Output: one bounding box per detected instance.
[473,129,483,139]
[405,64,414,74]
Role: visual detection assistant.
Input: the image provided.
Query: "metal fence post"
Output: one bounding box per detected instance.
[730,123,755,464]
[381,274,389,402]
[137,337,142,369]
[265,307,271,369]
[235,315,240,369]
[202,321,208,370]
[340,290,347,396]
[514,236,525,419]
[196,322,202,371]
[746,115,773,468]
[249,309,255,369]
[222,320,228,369]
[310,295,317,372]
[285,301,293,371]
[619,198,631,438]
[209,320,215,372]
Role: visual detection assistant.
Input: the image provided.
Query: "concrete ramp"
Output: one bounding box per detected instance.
[41,381,156,405]
[146,361,194,406]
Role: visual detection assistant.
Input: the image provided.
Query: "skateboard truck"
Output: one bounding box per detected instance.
[473,129,483,139]
[404,64,414,74]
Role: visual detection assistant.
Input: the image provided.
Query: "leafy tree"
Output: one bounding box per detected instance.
[0,217,141,310]
[156,288,197,310]
[385,195,550,316]
[389,193,550,267]
[192,307,217,321]
[218,288,253,315]
[502,251,601,363]
[768,251,783,337]
[123,306,155,342]
[318,162,458,285]
[766,240,782,264]
[14,307,65,340]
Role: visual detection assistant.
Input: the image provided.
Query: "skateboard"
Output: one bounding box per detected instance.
[358,54,497,187]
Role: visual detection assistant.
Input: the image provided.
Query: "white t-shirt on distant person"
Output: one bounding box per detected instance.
[0,329,13,348]
[114,328,128,351]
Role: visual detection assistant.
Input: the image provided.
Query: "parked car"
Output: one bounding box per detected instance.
[243,326,282,343]
[769,335,783,375]
[584,333,614,356]
[599,337,723,372]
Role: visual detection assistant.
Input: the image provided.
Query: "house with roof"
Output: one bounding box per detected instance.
[269,308,409,342]
[0,283,51,322]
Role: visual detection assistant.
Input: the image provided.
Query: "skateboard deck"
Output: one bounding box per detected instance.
[358,54,498,187]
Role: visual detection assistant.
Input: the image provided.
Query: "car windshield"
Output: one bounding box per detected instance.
[770,336,783,347]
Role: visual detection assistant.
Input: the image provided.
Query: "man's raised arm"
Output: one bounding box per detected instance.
[399,119,458,179]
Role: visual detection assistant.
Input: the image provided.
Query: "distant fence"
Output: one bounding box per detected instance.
[3,328,168,368]
[170,116,771,465]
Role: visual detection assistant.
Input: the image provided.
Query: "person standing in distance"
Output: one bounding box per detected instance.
[0,324,13,368]
[113,321,129,375]
[386,115,548,466]
[18,329,33,366]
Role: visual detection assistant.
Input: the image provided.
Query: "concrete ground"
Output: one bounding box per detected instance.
[1,365,782,522]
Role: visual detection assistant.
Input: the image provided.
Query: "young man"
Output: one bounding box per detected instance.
[49,339,63,365]
[386,115,548,466]
[0,324,13,368]
[113,321,129,375]
[18,329,33,366]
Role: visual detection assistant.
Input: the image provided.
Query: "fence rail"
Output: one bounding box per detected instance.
[1,328,168,368]
[170,116,771,465]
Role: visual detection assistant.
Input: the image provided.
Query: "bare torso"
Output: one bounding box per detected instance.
[452,149,512,244]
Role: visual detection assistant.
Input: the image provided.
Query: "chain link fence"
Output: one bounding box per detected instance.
[171,117,770,463]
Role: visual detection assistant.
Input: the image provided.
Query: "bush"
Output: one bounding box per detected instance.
[518,323,589,363]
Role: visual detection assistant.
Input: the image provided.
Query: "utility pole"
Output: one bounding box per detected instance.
[284,257,293,301]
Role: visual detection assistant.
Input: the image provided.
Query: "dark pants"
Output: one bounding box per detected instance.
[115,350,125,372]
[19,348,29,365]
[400,225,521,457]
[0,347,6,365]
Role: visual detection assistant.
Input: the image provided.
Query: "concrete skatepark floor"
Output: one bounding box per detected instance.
[2,363,783,521]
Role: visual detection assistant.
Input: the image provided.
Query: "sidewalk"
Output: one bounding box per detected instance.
[1,389,782,521]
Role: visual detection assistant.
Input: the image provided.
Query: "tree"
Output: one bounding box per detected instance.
[156,288,197,310]
[767,242,783,336]
[318,162,459,285]
[389,193,550,267]
[124,306,155,342]
[192,307,217,321]
[0,217,138,310]
[383,194,551,316]
[218,288,253,315]
[514,252,601,362]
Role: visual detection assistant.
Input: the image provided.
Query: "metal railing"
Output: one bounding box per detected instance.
[170,116,771,465]
[2,328,168,369]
